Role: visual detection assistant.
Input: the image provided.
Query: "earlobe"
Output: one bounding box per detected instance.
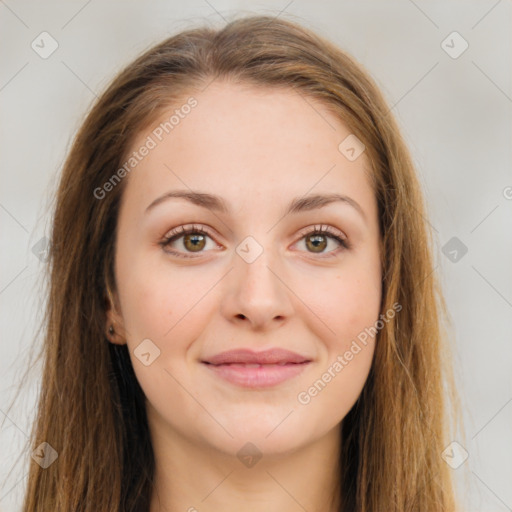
[105,289,127,345]
[105,310,127,345]
[106,322,126,345]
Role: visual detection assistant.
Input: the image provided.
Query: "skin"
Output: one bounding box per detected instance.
[107,81,382,512]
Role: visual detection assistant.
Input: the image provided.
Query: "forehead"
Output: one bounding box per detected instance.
[120,81,376,221]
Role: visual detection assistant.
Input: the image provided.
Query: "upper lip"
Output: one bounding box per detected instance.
[202,348,311,365]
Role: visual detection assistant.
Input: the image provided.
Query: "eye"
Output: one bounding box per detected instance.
[159,223,350,259]
[294,224,349,258]
[159,224,219,258]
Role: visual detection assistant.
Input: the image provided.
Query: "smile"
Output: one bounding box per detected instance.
[202,360,311,388]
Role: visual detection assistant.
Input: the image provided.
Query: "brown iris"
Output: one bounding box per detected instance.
[305,234,327,253]
[183,233,206,252]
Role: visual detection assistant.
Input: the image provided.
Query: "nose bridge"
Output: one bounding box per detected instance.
[227,232,292,326]
[236,233,281,298]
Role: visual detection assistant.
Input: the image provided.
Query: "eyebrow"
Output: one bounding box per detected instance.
[145,189,366,221]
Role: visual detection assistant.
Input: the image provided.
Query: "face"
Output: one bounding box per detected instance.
[107,81,382,457]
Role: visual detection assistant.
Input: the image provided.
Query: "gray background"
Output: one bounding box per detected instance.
[1,1,511,510]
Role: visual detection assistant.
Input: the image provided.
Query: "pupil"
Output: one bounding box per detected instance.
[185,234,205,251]
[308,234,326,252]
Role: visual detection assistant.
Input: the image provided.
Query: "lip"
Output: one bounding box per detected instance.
[202,348,312,388]
[203,348,310,365]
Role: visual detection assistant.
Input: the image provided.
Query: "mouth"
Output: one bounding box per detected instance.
[201,348,312,388]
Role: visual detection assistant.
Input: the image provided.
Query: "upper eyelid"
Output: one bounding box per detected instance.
[297,224,346,240]
[162,223,347,249]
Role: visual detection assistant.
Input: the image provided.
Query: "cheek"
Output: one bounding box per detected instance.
[294,261,381,346]
[297,348,373,431]
[295,272,379,422]
[303,264,380,419]
[116,254,206,342]
[117,265,206,413]
[117,277,172,341]
[336,276,381,341]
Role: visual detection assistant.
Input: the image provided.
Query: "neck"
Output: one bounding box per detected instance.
[148,418,341,512]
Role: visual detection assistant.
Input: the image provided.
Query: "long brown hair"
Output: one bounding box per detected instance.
[16,14,462,511]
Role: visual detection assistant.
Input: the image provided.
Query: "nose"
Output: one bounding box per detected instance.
[220,245,294,332]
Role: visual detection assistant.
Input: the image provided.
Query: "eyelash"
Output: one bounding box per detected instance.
[159,224,350,259]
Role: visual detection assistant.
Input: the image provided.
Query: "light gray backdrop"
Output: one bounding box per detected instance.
[1,1,511,511]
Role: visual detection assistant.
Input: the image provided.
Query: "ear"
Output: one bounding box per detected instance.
[104,287,127,346]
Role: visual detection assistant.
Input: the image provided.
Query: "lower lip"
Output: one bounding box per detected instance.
[203,362,310,388]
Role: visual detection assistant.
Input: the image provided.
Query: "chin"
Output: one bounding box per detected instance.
[194,411,319,459]
[206,430,307,460]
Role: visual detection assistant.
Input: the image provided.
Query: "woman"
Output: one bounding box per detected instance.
[21,14,461,512]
